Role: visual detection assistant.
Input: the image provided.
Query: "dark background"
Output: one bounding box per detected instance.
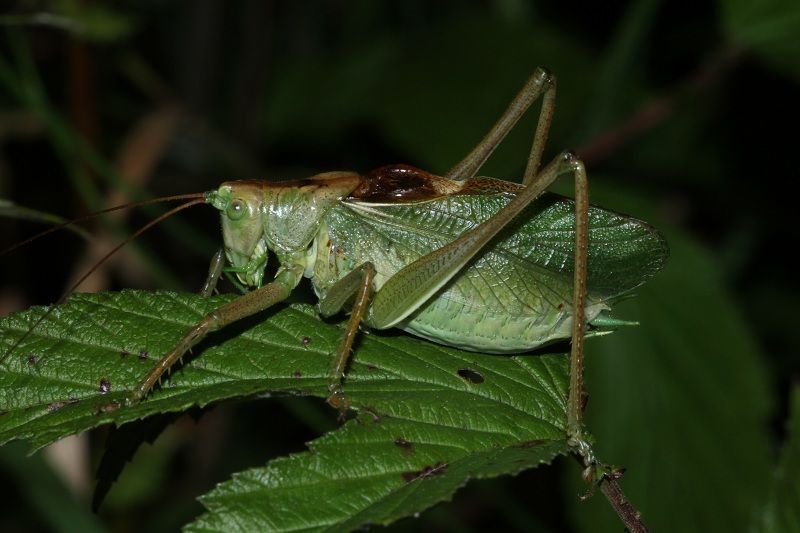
[0,1,797,531]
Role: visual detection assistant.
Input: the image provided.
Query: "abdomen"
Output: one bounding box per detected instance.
[310,192,615,353]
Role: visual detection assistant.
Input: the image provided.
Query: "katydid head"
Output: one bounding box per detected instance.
[207,173,363,288]
[207,182,269,287]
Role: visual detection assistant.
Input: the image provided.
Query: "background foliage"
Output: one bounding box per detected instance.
[0,1,798,531]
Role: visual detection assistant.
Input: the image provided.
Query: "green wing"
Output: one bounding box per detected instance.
[341,190,668,303]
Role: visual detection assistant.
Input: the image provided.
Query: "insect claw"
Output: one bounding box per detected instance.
[326,388,351,420]
[533,67,554,86]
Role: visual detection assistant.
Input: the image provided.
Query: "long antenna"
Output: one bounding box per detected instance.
[1,197,208,365]
[1,192,206,257]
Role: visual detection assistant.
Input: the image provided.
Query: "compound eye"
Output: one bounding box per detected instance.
[227,199,247,220]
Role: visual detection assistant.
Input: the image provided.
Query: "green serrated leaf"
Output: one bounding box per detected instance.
[0,290,573,530]
[191,415,564,532]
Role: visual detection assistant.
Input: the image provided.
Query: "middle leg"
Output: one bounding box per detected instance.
[318,262,376,413]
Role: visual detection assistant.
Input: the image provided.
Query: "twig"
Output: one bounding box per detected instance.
[599,475,649,533]
[571,449,649,532]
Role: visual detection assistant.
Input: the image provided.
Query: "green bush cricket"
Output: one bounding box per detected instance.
[3,68,667,478]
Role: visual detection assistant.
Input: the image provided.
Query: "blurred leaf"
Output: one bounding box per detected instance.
[582,0,662,137]
[720,0,800,81]
[0,5,134,42]
[0,291,573,529]
[0,442,106,533]
[368,14,596,177]
[262,11,599,179]
[0,13,83,34]
[616,99,725,188]
[0,30,103,210]
[54,0,137,42]
[262,39,398,148]
[0,198,90,241]
[2,30,213,249]
[0,32,214,286]
[93,412,184,511]
[756,384,800,533]
[567,224,772,532]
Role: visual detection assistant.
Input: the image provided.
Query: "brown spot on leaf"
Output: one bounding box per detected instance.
[138,350,149,360]
[27,354,38,366]
[95,401,121,415]
[46,398,78,412]
[120,350,130,358]
[292,370,302,379]
[301,336,311,346]
[98,379,111,394]
[47,401,67,412]
[514,439,546,449]
[402,462,447,483]
[394,437,413,452]
[362,406,381,423]
[457,368,484,384]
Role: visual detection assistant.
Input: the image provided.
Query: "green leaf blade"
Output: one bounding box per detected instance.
[191,413,566,532]
[0,291,331,449]
[0,290,574,530]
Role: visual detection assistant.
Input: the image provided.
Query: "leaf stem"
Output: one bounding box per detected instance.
[570,450,649,532]
[598,475,649,533]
